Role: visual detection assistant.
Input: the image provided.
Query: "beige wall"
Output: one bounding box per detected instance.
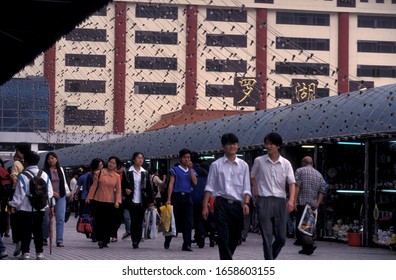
[13,0,396,135]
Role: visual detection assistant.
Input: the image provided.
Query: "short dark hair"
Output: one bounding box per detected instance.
[221,133,239,146]
[179,148,192,158]
[264,132,283,147]
[24,151,40,166]
[15,142,31,156]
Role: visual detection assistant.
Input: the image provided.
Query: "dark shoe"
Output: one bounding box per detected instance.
[197,239,205,248]
[164,239,171,249]
[298,246,316,255]
[42,239,48,246]
[298,249,314,255]
[132,243,139,249]
[13,242,21,257]
[182,245,193,252]
[98,242,104,249]
[209,240,215,247]
[56,243,65,247]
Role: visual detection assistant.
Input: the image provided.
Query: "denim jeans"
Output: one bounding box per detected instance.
[42,196,66,244]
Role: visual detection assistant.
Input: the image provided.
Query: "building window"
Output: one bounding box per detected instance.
[0,78,49,132]
[357,41,396,53]
[358,15,396,29]
[337,0,356,7]
[65,28,107,42]
[134,82,177,95]
[276,12,330,26]
[207,8,247,22]
[65,79,106,93]
[275,62,330,76]
[276,37,330,51]
[205,84,235,97]
[275,87,293,99]
[206,59,247,72]
[136,4,178,19]
[357,65,396,78]
[135,31,178,45]
[64,106,105,126]
[206,34,247,48]
[135,57,177,70]
[254,0,274,3]
[65,54,106,67]
[376,0,384,3]
[349,80,374,91]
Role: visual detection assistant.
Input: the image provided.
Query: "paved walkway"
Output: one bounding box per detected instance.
[1,215,396,260]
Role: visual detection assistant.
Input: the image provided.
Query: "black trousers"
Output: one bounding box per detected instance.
[128,203,144,245]
[167,192,193,247]
[213,197,244,260]
[18,210,44,254]
[92,201,115,245]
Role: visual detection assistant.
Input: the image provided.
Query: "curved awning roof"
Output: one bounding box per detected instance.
[42,83,396,167]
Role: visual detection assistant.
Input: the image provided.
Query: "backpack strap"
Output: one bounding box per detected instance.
[22,170,34,180]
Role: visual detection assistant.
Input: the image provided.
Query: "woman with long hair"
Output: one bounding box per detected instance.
[43,152,70,247]
[86,156,122,248]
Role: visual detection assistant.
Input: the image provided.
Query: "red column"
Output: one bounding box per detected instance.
[113,1,127,133]
[185,5,198,109]
[338,13,349,94]
[44,45,56,131]
[256,9,268,110]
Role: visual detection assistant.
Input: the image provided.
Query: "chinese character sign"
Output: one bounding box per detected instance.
[292,79,318,103]
[234,77,259,106]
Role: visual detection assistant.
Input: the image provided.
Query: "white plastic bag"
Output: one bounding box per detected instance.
[144,207,160,239]
[298,204,318,236]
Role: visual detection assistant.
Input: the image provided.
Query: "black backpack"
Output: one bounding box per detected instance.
[23,170,48,210]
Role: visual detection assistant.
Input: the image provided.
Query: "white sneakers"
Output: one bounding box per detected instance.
[36,253,44,260]
[19,252,45,260]
[19,252,30,260]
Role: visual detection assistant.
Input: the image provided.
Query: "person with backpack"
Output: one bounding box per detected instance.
[42,152,71,248]
[9,142,31,257]
[9,151,54,260]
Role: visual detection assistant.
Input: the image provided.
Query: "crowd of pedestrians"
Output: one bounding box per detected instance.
[0,132,328,260]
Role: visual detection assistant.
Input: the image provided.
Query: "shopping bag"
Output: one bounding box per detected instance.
[158,204,176,236]
[144,207,159,239]
[158,204,172,233]
[298,204,318,236]
[76,214,93,235]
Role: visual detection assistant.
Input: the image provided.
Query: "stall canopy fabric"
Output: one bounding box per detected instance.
[0,0,112,86]
[42,83,396,167]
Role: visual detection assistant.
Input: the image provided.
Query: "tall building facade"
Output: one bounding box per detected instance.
[12,0,396,136]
